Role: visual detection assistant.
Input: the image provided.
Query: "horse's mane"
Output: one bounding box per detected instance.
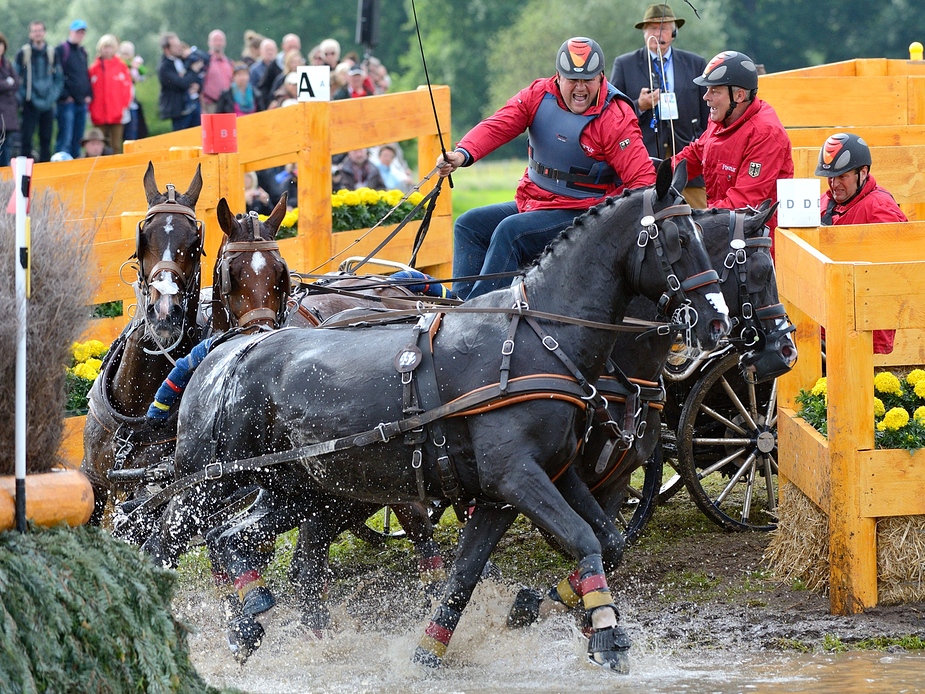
[526,187,636,272]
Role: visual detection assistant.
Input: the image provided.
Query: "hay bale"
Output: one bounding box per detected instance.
[0,181,97,474]
[877,515,925,604]
[763,482,830,594]
[0,524,232,693]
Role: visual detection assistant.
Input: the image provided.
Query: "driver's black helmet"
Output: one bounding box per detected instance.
[815,133,872,177]
[694,51,759,91]
[556,37,605,80]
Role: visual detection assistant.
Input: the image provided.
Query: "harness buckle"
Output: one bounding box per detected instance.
[501,339,515,356]
[401,371,413,385]
[204,462,223,480]
[636,419,648,438]
[580,384,598,402]
[375,422,392,442]
[723,252,736,269]
[742,301,754,320]
[735,248,747,265]
[411,449,423,469]
[636,230,649,248]
[542,335,559,351]
[667,274,681,292]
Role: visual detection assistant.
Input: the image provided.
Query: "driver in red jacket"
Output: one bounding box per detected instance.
[672,50,793,236]
[816,132,907,354]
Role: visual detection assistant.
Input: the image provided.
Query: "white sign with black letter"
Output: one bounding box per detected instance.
[777,178,821,227]
[297,66,331,102]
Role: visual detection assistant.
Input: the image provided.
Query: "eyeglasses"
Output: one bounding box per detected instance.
[324,51,337,55]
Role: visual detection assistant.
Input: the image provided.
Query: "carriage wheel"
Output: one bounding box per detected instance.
[654,426,686,505]
[351,506,409,545]
[610,447,661,545]
[676,352,778,532]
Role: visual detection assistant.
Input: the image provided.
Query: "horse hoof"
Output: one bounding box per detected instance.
[480,559,503,582]
[227,615,265,663]
[411,646,442,668]
[507,587,543,628]
[242,585,276,616]
[587,626,631,674]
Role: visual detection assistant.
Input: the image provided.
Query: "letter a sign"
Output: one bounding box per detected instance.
[297,66,331,102]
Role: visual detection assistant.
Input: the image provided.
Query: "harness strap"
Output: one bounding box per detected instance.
[527,157,616,185]
[126,373,594,519]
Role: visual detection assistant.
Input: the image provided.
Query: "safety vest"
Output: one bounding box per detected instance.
[527,84,629,199]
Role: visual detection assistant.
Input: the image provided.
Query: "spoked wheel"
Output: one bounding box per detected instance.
[610,448,662,545]
[676,352,778,531]
[655,426,686,504]
[351,506,409,545]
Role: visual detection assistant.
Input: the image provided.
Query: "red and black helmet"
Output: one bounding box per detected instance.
[556,37,605,80]
[694,51,759,91]
[815,133,872,177]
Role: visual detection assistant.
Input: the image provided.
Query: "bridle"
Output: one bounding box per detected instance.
[718,209,795,382]
[216,211,290,330]
[632,187,722,348]
[133,183,204,355]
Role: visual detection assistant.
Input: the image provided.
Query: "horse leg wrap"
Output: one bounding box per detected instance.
[548,569,582,609]
[413,604,461,667]
[234,570,276,616]
[418,552,447,589]
[226,614,265,664]
[577,554,614,618]
[587,625,632,674]
[507,587,544,629]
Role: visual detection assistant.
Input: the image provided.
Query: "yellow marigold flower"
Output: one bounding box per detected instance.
[915,379,925,399]
[914,406,925,423]
[810,377,827,397]
[906,369,925,386]
[874,371,903,397]
[876,407,910,432]
[343,191,361,206]
[874,398,885,418]
[71,361,101,381]
[408,191,424,205]
[282,210,298,228]
[331,196,343,208]
[357,187,379,205]
[385,189,403,207]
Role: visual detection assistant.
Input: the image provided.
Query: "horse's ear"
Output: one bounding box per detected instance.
[655,158,674,200]
[748,200,778,232]
[143,161,159,206]
[184,164,203,208]
[267,193,288,235]
[671,158,688,195]
[216,198,236,237]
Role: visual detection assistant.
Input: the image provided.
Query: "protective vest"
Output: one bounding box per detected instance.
[527,85,630,199]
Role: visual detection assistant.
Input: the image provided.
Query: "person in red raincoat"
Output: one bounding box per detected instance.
[88,33,133,153]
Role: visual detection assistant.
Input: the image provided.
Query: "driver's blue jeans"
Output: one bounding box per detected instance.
[452,203,581,299]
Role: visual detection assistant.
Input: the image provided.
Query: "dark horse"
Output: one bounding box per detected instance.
[508,202,798,626]
[144,161,730,673]
[81,163,205,525]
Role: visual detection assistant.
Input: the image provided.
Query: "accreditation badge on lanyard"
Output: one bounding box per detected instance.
[659,91,679,120]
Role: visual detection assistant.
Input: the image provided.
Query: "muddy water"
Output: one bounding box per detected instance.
[178,582,925,694]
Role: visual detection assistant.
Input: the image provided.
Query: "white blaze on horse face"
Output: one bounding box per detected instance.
[250,252,267,274]
[705,291,729,317]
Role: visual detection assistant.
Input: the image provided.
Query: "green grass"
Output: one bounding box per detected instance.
[451,158,523,218]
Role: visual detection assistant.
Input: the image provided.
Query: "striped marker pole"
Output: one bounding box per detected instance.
[13,156,33,533]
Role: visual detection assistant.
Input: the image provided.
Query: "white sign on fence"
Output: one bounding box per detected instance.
[297,66,331,102]
[777,178,821,227]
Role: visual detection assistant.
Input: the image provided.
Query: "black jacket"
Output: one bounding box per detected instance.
[157,54,201,120]
[610,46,709,174]
[56,41,91,102]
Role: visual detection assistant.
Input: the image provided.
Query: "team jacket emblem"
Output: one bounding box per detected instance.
[748,162,761,178]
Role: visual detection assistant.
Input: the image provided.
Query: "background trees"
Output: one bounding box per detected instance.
[3,0,922,142]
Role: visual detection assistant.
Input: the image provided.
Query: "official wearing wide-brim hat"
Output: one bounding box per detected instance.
[634,3,686,30]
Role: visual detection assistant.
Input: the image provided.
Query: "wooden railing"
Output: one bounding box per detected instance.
[776,221,925,614]
[1,87,454,345]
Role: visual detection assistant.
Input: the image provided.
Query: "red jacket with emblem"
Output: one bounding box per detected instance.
[821,174,906,353]
[455,76,655,212]
[820,174,907,226]
[673,98,793,229]
[89,56,133,126]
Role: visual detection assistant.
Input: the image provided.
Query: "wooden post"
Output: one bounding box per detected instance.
[824,261,878,613]
[301,101,333,273]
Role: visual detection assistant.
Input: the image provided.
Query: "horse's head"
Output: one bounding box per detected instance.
[137,162,204,345]
[697,202,797,382]
[630,159,731,352]
[213,193,291,332]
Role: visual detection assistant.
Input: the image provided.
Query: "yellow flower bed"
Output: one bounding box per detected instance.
[66,339,108,416]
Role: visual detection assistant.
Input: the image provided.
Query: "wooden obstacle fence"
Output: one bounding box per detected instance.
[0,89,453,510]
[776,222,925,614]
